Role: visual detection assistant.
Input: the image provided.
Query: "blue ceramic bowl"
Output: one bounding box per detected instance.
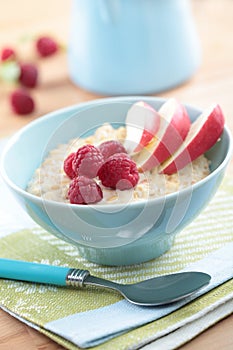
[1,97,232,265]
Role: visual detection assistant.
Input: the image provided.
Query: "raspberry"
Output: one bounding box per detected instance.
[98,153,139,190]
[98,140,127,160]
[72,144,104,178]
[63,152,76,179]
[36,36,59,57]
[10,88,35,115]
[1,47,16,61]
[67,176,103,204]
[19,63,38,88]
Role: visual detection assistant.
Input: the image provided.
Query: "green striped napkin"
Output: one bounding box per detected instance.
[0,170,232,349]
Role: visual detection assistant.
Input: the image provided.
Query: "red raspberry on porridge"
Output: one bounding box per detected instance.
[67,176,103,204]
[98,140,127,160]
[72,144,104,178]
[63,152,76,179]
[98,153,139,190]
[26,122,211,205]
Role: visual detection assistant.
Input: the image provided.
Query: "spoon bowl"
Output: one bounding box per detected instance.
[0,259,210,306]
[111,272,210,305]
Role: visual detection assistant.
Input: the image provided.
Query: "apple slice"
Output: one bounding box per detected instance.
[133,98,191,171]
[160,104,225,175]
[124,101,160,154]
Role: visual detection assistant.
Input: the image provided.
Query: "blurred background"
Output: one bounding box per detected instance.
[0,0,232,138]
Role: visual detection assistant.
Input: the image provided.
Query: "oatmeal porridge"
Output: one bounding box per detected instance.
[27,123,210,205]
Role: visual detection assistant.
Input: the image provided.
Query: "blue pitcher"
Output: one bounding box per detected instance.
[68,0,201,95]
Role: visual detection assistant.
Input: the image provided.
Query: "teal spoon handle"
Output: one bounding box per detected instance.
[0,258,90,287]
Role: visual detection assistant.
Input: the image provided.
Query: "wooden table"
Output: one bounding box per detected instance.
[0,0,232,349]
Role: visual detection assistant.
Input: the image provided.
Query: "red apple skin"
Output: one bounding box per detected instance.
[138,99,191,171]
[124,101,160,154]
[152,102,190,162]
[160,104,225,175]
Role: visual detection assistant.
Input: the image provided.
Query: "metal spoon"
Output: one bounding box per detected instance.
[0,258,210,306]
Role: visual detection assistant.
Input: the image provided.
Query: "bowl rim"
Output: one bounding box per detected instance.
[1,96,233,211]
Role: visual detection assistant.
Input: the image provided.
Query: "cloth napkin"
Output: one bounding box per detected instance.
[0,138,233,350]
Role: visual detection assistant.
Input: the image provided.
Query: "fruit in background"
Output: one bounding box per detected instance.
[10,88,35,115]
[0,60,20,83]
[124,101,160,154]
[0,47,16,61]
[19,63,38,88]
[160,104,225,175]
[1,34,62,116]
[36,36,59,57]
[134,98,191,171]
